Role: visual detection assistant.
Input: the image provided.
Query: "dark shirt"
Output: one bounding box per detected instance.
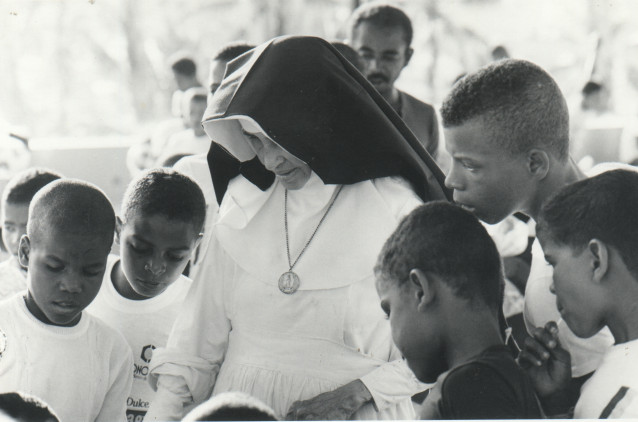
[420,345,542,419]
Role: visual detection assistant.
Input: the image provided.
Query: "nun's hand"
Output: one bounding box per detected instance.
[285,379,372,420]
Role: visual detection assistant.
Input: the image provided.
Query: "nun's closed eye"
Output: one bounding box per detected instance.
[241,129,264,152]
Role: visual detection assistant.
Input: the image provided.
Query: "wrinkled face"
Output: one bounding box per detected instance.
[208,59,227,103]
[22,229,111,327]
[539,235,605,338]
[375,276,442,383]
[119,213,200,298]
[241,127,312,190]
[1,201,29,257]
[444,119,533,224]
[350,22,411,99]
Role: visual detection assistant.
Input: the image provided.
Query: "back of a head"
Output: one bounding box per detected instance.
[331,41,364,72]
[182,392,278,421]
[212,42,255,63]
[0,392,60,422]
[171,56,197,77]
[2,168,62,205]
[27,179,115,244]
[441,59,569,161]
[348,2,413,46]
[375,201,503,313]
[538,169,638,279]
[121,168,206,234]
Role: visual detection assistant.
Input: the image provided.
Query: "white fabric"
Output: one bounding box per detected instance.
[0,294,133,422]
[156,129,210,166]
[173,154,219,281]
[574,339,638,418]
[146,174,425,420]
[86,255,191,419]
[0,257,26,301]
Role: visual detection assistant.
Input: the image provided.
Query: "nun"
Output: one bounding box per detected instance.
[147,35,450,421]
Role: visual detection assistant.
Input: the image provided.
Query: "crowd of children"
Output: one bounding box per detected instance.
[1,2,638,421]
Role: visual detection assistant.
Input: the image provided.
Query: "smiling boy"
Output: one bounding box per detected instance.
[0,179,132,422]
[87,168,205,420]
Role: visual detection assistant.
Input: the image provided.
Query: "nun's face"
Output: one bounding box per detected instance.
[241,128,312,190]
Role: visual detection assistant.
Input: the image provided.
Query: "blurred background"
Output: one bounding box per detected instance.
[1,0,638,208]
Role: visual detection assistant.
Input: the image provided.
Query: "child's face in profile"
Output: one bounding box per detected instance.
[118,213,200,298]
[21,228,111,327]
[538,234,605,339]
[375,275,441,383]
[1,201,29,257]
[443,119,533,225]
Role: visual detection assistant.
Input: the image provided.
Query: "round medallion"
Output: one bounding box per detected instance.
[279,271,300,294]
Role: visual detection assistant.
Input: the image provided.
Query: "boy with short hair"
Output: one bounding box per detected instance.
[0,168,61,300]
[87,168,205,420]
[0,392,60,422]
[374,201,541,419]
[0,179,133,422]
[519,169,638,418]
[440,58,615,399]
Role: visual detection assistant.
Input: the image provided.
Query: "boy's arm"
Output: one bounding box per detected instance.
[518,321,574,417]
[95,342,134,422]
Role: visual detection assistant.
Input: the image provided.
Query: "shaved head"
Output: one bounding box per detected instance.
[27,179,115,246]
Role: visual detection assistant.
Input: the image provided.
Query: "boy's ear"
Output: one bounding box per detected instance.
[588,239,609,283]
[18,235,31,268]
[403,47,414,67]
[527,149,550,180]
[114,216,123,245]
[194,232,204,249]
[409,268,435,312]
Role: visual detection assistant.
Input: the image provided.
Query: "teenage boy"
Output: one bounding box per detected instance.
[375,201,541,419]
[0,168,61,300]
[347,2,439,159]
[87,168,205,420]
[440,58,615,399]
[519,169,638,418]
[0,179,133,422]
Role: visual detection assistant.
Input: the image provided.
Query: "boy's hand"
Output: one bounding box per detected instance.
[518,321,571,398]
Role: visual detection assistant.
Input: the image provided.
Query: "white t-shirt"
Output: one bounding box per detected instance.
[173,153,219,281]
[87,254,192,420]
[0,257,26,301]
[156,129,210,166]
[0,294,133,422]
[575,338,638,418]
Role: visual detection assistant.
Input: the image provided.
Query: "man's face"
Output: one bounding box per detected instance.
[350,22,411,99]
[539,235,606,338]
[444,119,533,224]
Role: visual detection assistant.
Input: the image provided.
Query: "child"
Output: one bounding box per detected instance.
[374,201,541,419]
[0,392,60,422]
[0,179,133,422]
[87,168,205,420]
[519,169,638,418]
[440,58,617,400]
[182,392,278,421]
[0,168,61,300]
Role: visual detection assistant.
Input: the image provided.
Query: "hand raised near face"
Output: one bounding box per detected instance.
[517,321,572,398]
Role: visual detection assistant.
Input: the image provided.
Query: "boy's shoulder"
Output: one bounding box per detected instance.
[432,345,541,419]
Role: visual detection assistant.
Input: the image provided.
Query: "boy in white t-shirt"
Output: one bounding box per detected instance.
[520,169,638,418]
[0,179,133,422]
[88,168,205,421]
[0,168,61,300]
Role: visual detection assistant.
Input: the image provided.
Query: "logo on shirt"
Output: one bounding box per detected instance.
[0,329,6,360]
[141,344,155,363]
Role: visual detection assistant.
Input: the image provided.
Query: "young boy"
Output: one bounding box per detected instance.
[0,179,133,422]
[0,168,61,300]
[374,201,541,419]
[0,392,60,422]
[87,168,205,420]
[519,169,638,418]
[440,58,616,399]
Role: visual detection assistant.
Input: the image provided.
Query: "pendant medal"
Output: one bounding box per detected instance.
[279,271,300,294]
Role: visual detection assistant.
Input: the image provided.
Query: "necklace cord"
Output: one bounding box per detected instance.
[284,185,344,271]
